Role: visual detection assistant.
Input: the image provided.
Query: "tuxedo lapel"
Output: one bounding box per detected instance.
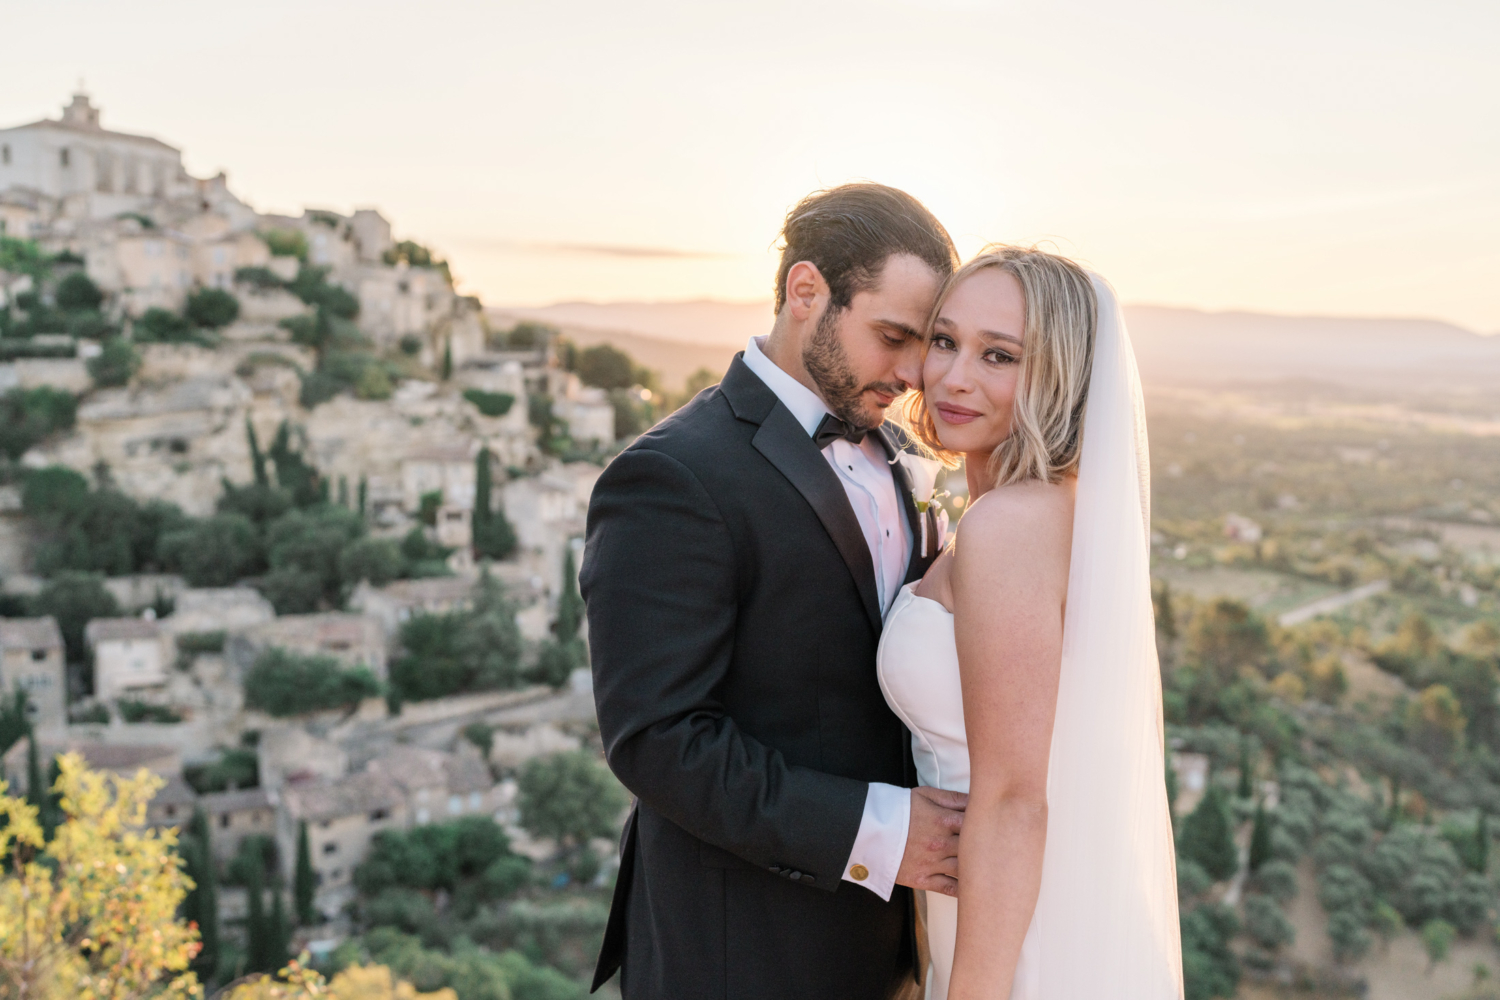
[877,424,937,585]
[752,404,884,633]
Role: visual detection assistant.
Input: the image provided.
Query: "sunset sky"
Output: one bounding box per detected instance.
[3,0,1496,331]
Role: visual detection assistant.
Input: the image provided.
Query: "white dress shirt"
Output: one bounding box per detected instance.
[742,336,912,901]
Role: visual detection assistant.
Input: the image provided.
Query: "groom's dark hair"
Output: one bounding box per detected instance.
[774,183,957,314]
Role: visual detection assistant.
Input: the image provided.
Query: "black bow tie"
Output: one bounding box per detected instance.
[813,413,868,450]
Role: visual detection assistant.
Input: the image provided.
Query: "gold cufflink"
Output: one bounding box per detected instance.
[850,864,869,881]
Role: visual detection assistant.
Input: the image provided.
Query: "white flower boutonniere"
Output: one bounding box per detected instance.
[895,453,950,556]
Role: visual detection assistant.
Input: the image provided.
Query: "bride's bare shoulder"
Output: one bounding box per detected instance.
[952,478,1075,578]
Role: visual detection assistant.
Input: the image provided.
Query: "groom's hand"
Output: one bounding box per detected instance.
[895,786,967,897]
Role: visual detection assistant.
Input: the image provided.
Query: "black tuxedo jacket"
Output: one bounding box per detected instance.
[580,354,937,999]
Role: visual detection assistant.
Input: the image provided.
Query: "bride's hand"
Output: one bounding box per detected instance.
[895,786,968,897]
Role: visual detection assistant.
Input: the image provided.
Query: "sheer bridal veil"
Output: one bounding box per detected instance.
[1013,276,1183,998]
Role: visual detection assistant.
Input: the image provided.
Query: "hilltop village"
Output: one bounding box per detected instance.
[0,92,664,991]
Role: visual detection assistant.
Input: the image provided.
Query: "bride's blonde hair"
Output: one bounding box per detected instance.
[901,245,1098,487]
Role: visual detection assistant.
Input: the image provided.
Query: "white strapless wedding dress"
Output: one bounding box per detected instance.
[874,273,1184,999]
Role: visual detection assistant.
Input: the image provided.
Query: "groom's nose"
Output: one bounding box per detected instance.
[892,338,923,391]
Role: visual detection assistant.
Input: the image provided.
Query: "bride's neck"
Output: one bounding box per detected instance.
[964,454,991,503]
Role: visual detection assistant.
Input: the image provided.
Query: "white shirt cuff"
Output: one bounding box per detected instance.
[842,782,910,900]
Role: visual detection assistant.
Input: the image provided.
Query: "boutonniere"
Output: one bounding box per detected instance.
[894,453,950,556]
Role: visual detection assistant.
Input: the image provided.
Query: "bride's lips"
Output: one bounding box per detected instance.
[934,402,982,425]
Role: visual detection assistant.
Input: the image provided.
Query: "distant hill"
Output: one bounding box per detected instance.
[491,300,1500,392]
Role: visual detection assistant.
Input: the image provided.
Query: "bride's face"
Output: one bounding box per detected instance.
[922,268,1026,457]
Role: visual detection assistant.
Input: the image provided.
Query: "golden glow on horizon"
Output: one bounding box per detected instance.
[3,0,1496,330]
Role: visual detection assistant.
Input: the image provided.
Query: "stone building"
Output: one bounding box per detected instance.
[0,617,66,735]
[86,616,168,701]
[277,771,406,901]
[366,744,501,826]
[233,612,388,682]
[0,92,192,221]
[347,576,477,637]
[199,786,277,866]
[1,739,181,797]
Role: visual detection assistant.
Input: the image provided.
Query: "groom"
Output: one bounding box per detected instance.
[581,183,967,999]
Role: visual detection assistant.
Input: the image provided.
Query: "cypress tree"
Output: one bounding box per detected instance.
[337,475,349,508]
[441,339,453,381]
[555,547,584,643]
[357,476,368,519]
[184,808,219,981]
[1166,758,1179,819]
[1248,799,1274,873]
[267,889,290,972]
[293,820,316,926]
[474,448,492,531]
[1237,737,1254,800]
[1179,784,1238,881]
[245,861,268,973]
[246,418,269,487]
[1476,812,1489,874]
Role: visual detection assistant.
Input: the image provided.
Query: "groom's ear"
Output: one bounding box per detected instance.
[783,260,829,323]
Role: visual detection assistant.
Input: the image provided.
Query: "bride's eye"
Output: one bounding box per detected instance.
[983,348,1018,366]
[930,333,956,352]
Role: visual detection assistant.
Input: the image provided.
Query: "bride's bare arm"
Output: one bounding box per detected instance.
[947,481,1073,999]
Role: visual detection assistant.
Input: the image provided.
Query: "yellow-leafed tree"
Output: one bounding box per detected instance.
[0,751,202,1000]
[225,959,457,1000]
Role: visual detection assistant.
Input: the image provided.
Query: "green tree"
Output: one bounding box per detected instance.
[339,537,405,587]
[261,228,308,260]
[441,339,452,381]
[86,337,140,387]
[1248,800,1273,873]
[0,386,77,459]
[294,820,316,926]
[1423,918,1456,973]
[156,513,262,586]
[472,449,517,560]
[184,287,240,328]
[0,687,30,758]
[132,307,195,343]
[555,547,584,644]
[182,807,220,982]
[247,418,270,487]
[1178,785,1238,881]
[517,750,629,850]
[463,389,516,417]
[31,570,120,664]
[245,860,270,973]
[1243,894,1294,952]
[54,272,103,312]
[575,343,637,390]
[267,889,290,972]
[1236,737,1254,800]
[389,578,522,702]
[243,647,380,717]
[1181,903,1240,1000]
[266,421,321,507]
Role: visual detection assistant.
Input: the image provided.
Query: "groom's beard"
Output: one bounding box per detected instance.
[802,306,906,431]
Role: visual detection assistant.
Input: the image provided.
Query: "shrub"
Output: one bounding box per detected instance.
[118,699,183,724]
[235,266,283,289]
[156,513,262,586]
[132,307,194,343]
[54,271,103,311]
[340,537,406,587]
[67,310,117,339]
[355,817,524,897]
[0,386,77,459]
[184,287,240,329]
[262,229,308,260]
[87,337,140,386]
[244,647,380,717]
[1250,859,1299,903]
[463,389,516,418]
[1178,785,1238,881]
[1181,903,1239,1000]
[1244,894,1295,951]
[185,747,259,794]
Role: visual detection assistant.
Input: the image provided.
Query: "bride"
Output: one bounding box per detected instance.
[878,247,1183,999]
